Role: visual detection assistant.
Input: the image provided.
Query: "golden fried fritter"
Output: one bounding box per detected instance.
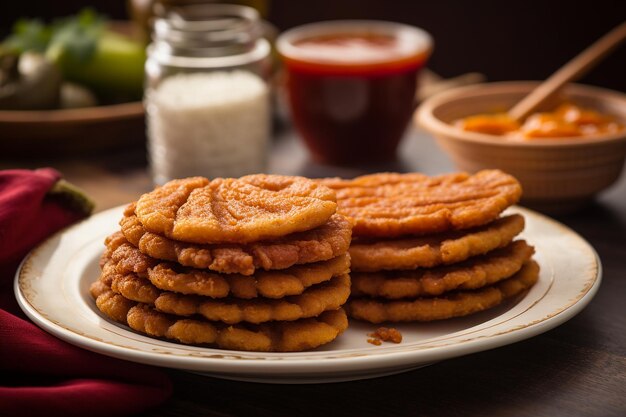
[154,274,350,324]
[135,174,337,244]
[346,260,539,323]
[147,254,350,299]
[107,233,157,275]
[91,284,135,323]
[104,271,350,325]
[103,232,350,299]
[132,304,349,352]
[320,170,522,238]
[120,204,352,275]
[350,214,524,272]
[111,272,161,304]
[92,283,348,351]
[351,240,534,299]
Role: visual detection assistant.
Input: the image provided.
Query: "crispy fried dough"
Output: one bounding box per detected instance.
[101,245,350,303]
[368,327,402,344]
[111,272,161,304]
[154,274,350,324]
[101,232,128,264]
[135,175,337,244]
[351,240,534,299]
[102,237,350,299]
[320,170,522,238]
[120,205,352,275]
[104,271,351,325]
[90,278,110,298]
[92,283,348,351]
[129,304,348,351]
[148,254,350,299]
[346,260,539,323]
[350,214,524,272]
[90,282,135,323]
[108,233,157,275]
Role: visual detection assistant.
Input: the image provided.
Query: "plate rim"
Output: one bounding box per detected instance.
[14,205,602,375]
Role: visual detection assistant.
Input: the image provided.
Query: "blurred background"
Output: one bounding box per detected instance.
[2,0,625,91]
[2,0,625,210]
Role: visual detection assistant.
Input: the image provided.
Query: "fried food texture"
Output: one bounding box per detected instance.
[107,233,157,274]
[103,270,350,325]
[92,283,348,351]
[90,284,135,324]
[346,260,539,323]
[147,254,350,299]
[102,235,350,299]
[153,274,351,324]
[351,240,534,299]
[320,170,522,238]
[368,327,402,345]
[135,175,337,244]
[350,214,524,272]
[121,204,352,275]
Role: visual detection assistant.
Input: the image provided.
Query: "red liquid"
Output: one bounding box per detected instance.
[282,33,429,164]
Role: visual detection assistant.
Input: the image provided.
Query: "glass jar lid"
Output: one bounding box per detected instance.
[150,4,269,68]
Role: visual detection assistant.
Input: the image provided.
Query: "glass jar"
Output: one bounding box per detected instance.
[145,4,272,185]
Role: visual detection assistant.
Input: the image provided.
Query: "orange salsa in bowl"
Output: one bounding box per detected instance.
[457,102,624,139]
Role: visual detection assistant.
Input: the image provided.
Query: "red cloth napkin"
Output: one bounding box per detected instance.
[0,168,172,417]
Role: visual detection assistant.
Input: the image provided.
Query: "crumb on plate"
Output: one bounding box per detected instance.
[367,327,402,346]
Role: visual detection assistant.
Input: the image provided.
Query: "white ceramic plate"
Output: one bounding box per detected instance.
[15,205,600,384]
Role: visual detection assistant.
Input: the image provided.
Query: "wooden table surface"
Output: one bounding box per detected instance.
[6,126,626,417]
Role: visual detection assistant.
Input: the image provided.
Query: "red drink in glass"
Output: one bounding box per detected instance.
[278,21,432,164]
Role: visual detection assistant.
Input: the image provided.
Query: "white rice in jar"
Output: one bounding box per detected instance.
[146,70,270,184]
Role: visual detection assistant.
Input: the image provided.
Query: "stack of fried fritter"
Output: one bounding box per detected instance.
[90,174,352,351]
[321,170,539,324]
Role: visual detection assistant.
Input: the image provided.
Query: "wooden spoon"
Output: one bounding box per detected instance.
[508,21,626,122]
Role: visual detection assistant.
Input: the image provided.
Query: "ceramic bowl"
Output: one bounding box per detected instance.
[415,81,626,211]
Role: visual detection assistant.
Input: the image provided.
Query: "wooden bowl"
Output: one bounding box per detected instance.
[0,102,145,157]
[415,81,626,212]
[0,21,146,158]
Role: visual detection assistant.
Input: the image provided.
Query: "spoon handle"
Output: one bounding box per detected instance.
[508,21,626,122]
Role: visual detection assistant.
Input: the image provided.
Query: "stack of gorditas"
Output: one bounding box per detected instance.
[90,175,352,351]
[321,170,539,324]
